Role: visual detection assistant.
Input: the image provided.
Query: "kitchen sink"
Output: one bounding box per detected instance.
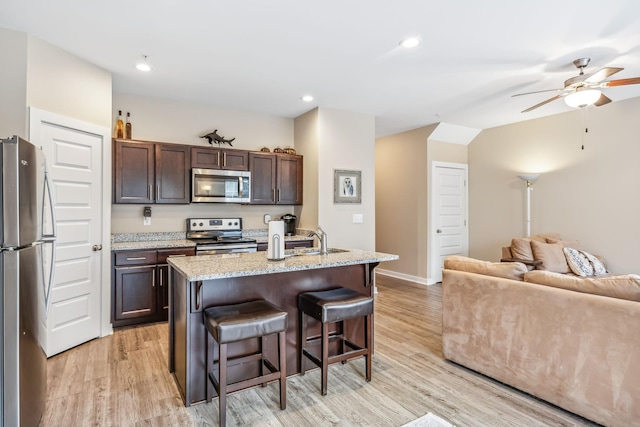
[287,248,349,256]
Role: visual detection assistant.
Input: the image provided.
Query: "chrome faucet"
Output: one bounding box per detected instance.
[308,226,328,255]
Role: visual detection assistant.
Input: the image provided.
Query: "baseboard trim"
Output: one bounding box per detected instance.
[375,269,438,286]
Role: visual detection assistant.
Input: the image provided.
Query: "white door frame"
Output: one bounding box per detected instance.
[29,107,113,339]
[428,161,469,284]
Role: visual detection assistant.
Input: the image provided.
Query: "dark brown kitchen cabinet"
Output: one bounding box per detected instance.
[112,247,195,327]
[191,146,249,170]
[113,139,190,204]
[249,152,303,205]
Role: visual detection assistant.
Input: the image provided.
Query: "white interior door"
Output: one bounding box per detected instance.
[431,162,468,283]
[30,108,110,357]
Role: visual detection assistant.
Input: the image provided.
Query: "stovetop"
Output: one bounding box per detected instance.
[186,217,256,246]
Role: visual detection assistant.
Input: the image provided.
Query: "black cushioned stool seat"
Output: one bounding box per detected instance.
[204,300,287,426]
[298,287,373,395]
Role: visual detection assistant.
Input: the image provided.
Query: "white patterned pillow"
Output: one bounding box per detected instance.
[563,247,607,277]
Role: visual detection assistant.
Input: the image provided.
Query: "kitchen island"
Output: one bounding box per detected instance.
[167,248,398,406]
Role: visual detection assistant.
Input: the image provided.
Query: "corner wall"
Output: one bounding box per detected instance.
[0,28,28,137]
[469,97,640,273]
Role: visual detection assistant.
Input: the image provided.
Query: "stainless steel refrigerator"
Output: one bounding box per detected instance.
[1,136,56,427]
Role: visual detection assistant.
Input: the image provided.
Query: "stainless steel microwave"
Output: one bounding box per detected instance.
[191,168,251,203]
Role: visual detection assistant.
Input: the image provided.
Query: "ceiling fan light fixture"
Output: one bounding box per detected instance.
[564,88,601,108]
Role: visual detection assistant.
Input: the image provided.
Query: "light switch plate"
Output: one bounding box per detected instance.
[144,217,151,226]
[264,214,271,224]
[353,213,364,223]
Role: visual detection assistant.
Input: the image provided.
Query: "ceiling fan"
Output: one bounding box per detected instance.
[513,58,640,113]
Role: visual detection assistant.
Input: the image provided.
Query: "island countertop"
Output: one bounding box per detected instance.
[167,248,398,281]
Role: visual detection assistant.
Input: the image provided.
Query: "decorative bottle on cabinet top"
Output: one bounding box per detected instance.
[115,110,124,138]
[125,112,132,139]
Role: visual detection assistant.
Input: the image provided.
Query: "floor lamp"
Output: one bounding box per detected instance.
[518,174,540,237]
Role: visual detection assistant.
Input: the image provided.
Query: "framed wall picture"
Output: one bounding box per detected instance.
[334,169,361,204]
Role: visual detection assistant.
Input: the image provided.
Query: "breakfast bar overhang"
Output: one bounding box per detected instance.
[167,249,398,406]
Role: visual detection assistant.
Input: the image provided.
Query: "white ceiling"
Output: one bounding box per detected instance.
[3,0,640,137]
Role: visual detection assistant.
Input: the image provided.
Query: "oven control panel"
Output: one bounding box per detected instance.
[187,217,242,232]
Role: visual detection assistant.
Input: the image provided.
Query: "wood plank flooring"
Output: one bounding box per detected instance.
[40,276,599,426]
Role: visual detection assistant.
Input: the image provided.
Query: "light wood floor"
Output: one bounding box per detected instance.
[41,276,599,426]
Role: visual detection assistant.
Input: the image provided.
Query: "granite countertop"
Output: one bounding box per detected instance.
[168,248,399,281]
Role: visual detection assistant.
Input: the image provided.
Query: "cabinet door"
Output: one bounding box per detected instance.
[114,265,157,321]
[277,154,303,205]
[156,144,190,204]
[285,240,313,249]
[221,149,249,170]
[191,146,221,169]
[157,264,170,321]
[113,139,154,204]
[249,152,277,204]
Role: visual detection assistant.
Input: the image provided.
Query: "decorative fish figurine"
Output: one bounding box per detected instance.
[200,129,235,146]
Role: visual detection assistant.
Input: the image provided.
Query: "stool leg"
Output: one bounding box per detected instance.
[261,335,267,387]
[206,332,212,402]
[340,320,347,364]
[299,310,307,376]
[219,342,228,427]
[278,330,287,409]
[365,314,372,382]
[321,321,329,396]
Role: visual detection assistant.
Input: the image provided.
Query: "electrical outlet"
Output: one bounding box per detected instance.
[353,214,364,223]
[144,217,151,226]
[264,214,271,224]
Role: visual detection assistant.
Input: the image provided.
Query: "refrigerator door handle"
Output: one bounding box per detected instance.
[42,170,57,240]
[42,170,57,318]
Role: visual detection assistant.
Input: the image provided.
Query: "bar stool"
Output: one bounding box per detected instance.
[204,300,287,426]
[298,287,373,395]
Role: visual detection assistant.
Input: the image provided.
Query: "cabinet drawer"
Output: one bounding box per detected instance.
[285,240,313,249]
[115,250,157,266]
[157,247,195,264]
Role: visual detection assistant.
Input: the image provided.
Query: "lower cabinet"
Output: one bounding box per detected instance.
[256,239,313,252]
[112,247,195,327]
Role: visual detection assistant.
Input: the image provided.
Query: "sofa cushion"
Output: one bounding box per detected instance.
[530,240,570,273]
[546,238,581,249]
[510,233,562,261]
[524,270,640,302]
[563,247,607,277]
[444,255,528,281]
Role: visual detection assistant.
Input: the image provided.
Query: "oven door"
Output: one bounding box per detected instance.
[196,243,257,255]
[191,168,250,203]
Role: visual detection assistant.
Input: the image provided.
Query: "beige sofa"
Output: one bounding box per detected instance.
[442,255,640,427]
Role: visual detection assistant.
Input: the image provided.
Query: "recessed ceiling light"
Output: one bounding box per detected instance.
[301,95,314,102]
[399,37,420,48]
[136,55,151,72]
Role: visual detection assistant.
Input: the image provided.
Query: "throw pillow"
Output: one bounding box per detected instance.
[511,238,533,260]
[546,238,581,249]
[563,247,593,276]
[530,240,570,273]
[563,247,608,277]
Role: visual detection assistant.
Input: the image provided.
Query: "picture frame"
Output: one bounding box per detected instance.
[333,169,361,204]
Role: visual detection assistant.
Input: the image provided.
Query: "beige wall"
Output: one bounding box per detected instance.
[26,35,112,129]
[317,108,376,250]
[0,29,28,137]
[469,96,640,273]
[294,108,319,230]
[375,125,434,280]
[375,125,469,283]
[111,93,296,233]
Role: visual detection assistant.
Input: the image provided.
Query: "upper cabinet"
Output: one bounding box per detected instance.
[113,139,190,204]
[191,146,249,171]
[249,152,303,205]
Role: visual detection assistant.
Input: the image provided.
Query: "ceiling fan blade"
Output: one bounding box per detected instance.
[512,88,565,97]
[584,67,623,83]
[601,77,640,87]
[594,93,612,107]
[521,94,565,113]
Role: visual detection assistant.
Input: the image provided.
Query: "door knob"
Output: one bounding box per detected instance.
[436,229,442,234]
[92,244,103,251]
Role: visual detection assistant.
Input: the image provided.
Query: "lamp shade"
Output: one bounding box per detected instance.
[564,89,601,108]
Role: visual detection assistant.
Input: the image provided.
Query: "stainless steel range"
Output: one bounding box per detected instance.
[187,217,257,255]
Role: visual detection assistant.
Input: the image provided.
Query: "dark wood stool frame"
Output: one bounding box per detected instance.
[298,294,373,396]
[205,308,287,426]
